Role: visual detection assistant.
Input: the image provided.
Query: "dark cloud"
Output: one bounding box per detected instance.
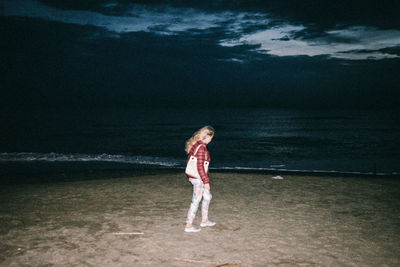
[3,0,399,60]
[380,46,400,56]
[39,0,400,29]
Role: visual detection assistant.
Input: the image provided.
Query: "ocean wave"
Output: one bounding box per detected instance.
[0,153,397,176]
[0,152,180,167]
[216,166,396,176]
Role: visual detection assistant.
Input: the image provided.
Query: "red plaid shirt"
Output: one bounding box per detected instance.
[186,140,211,184]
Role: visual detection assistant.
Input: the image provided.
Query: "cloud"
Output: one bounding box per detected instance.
[221,26,400,60]
[2,0,400,61]
[1,0,232,35]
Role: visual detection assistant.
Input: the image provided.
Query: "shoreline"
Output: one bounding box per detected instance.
[1,162,399,186]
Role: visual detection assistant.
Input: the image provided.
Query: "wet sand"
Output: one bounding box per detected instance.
[1,172,399,266]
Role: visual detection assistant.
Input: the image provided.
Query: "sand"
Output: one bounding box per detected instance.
[0,172,399,266]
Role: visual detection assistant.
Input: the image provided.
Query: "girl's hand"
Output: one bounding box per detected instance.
[204,184,210,190]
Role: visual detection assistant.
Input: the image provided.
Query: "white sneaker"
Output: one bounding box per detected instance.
[184,226,201,233]
[200,221,216,227]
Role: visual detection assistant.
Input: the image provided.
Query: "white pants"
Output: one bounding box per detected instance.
[186,178,212,224]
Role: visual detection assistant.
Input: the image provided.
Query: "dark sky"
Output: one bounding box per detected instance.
[1,0,400,110]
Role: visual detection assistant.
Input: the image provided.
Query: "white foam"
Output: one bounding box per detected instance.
[1,153,396,175]
[216,166,379,175]
[0,152,180,167]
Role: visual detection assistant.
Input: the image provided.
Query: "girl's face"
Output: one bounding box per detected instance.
[203,135,213,144]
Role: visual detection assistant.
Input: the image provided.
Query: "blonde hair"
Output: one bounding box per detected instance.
[185,125,215,154]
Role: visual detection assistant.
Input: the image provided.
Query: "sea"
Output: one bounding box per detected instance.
[1,107,399,183]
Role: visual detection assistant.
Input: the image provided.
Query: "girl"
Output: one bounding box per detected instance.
[184,126,216,233]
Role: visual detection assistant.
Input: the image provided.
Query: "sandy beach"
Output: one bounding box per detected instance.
[1,172,399,266]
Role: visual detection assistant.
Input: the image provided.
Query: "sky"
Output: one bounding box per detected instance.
[1,0,400,110]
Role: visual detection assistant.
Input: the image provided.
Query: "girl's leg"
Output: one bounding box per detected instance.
[201,189,212,222]
[186,179,204,226]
